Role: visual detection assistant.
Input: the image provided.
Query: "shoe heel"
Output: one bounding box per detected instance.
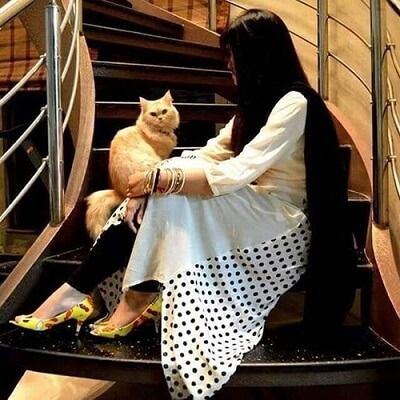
[153,318,160,334]
[75,320,84,335]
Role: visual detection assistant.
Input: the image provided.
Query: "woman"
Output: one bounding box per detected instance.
[11,9,355,399]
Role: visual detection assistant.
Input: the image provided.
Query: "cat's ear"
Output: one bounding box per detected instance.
[139,97,148,111]
[163,90,173,104]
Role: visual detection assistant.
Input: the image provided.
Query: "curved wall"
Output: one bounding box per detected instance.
[230,0,400,268]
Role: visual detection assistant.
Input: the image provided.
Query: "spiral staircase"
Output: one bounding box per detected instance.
[0,0,400,398]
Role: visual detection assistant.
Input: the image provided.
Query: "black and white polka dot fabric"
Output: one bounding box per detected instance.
[161,221,310,399]
[98,267,124,314]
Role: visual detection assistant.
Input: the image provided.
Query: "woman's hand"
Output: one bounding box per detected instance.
[124,196,147,233]
[126,171,146,198]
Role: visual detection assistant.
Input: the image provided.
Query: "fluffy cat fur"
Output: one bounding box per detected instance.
[85,90,179,239]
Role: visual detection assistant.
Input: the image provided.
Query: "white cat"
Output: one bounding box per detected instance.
[85,90,179,239]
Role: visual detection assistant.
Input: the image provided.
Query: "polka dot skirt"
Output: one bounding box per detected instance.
[161,220,310,399]
[96,200,311,399]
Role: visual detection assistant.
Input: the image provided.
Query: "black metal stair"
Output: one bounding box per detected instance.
[92,61,233,90]
[95,101,236,122]
[1,0,394,397]
[1,321,399,388]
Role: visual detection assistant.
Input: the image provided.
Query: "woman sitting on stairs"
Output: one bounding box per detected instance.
[11,9,356,400]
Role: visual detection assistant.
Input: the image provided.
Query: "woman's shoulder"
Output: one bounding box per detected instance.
[277,90,308,106]
[269,90,308,118]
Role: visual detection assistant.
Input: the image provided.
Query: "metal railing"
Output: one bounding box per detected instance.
[217,0,398,227]
[0,0,81,226]
[387,32,400,201]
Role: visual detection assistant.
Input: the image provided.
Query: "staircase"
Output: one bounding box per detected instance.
[0,1,400,398]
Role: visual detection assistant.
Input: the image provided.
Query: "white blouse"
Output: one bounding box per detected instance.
[183,91,308,208]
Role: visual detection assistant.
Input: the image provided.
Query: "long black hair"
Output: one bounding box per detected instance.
[220,9,310,155]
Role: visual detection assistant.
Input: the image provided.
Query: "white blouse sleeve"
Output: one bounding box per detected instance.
[204,91,307,196]
[180,117,235,162]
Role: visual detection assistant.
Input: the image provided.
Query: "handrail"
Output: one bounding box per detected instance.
[60,0,74,31]
[387,33,400,79]
[0,159,47,224]
[387,78,400,137]
[388,129,400,199]
[328,14,371,48]
[296,0,317,11]
[0,0,35,28]
[0,107,47,165]
[61,0,78,81]
[63,16,79,132]
[0,0,81,227]
[0,55,46,107]
[328,52,372,93]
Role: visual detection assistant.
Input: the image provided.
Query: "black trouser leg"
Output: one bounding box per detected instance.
[67,223,159,294]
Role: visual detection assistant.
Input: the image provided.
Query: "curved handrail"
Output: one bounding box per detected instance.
[388,129,400,199]
[0,0,83,226]
[0,0,35,27]
[328,14,371,48]
[387,78,400,138]
[0,55,45,107]
[328,52,372,93]
[0,0,95,319]
[387,33,400,79]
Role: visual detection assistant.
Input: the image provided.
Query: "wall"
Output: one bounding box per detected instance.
[387,1,400,268]
[229,0,400,270]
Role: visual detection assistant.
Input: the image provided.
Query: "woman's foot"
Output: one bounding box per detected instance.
[17,283,87,320]
[11,283,94,333]
[104,290,158,328]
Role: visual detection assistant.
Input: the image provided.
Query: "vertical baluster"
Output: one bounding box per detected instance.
[208,0,217,31]
[46,0,65,225]
[370,0,388,226]
[317,0,328,99]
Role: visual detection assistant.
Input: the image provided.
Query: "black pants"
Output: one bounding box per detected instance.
[67,222,159,294]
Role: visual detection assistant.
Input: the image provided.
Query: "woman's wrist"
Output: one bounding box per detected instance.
[157,170,168,192]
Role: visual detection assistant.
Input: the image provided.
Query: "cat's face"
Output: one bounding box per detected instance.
[139,91,179,132]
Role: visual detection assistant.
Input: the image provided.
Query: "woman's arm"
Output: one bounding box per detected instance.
[126,91,307,199]
[126,167,213,197]
[181,117,235,162]
[203,91,307,196]
[158,168,213,196]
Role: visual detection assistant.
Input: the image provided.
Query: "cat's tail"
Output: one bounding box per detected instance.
[85,189,123,240]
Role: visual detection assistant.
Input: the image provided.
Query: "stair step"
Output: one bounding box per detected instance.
[1,324,399,386]
[92,61,234,92]
[84,23,225,68]
[93,61,235,102]
[83,0,184,39]
[96,101,236,122]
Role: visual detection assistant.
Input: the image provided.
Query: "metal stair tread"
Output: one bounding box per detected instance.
[83,23,222,53]
[92,60,231,75]
[83,0,184,38]
[0,324,399,386]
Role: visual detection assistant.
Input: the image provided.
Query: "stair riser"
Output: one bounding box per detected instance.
[83,0,183,39]
[96,103,236,123]
[95,73,232,93]
[84,28,225,69]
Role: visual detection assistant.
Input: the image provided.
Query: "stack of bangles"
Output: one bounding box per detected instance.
[143,167,185,195]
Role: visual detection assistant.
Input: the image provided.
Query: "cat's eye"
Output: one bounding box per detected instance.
[150,112,157,117]
[162,109,168,115]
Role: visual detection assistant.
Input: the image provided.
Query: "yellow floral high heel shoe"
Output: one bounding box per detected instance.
[10,296,95,334]
[90,294,162,339]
